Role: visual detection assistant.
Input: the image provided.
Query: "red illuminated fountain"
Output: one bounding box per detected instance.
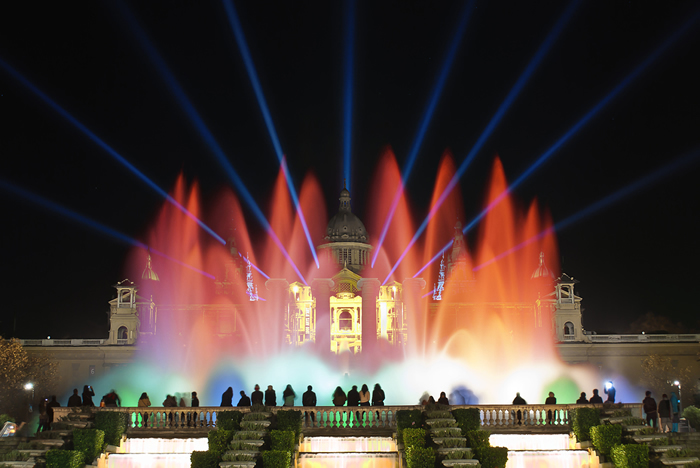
[121,148,596,406]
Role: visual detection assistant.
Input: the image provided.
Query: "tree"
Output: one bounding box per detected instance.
[641,354,693,405]
[627,311,688,334]
[0,337,58,420]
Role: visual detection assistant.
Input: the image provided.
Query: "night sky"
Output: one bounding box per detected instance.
[2,0,699,339]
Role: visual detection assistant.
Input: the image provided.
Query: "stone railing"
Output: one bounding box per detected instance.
[586,334,700,343]
[20,339,107,346]
[53,403,643,431]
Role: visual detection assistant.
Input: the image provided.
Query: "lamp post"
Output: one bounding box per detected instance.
[24,382,34,413]
[673,380,682,414]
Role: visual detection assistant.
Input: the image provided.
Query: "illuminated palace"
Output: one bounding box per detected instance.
[110,187,581,353]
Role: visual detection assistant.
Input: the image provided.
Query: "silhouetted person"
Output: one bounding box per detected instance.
[237,390,251,407]
[372,384,385,406]
[103,389,120,407]
[191,391,199,407]
[283,385,296,406]
[347,385,360,426]
[221,387,234,407]
[589,389,603,404]
[512,392,527,425]
[333,386,347,406]
[67,389,82,407]
[659,394,671,432]
[576,392,589,404]
[82,385,95,406]
[303,385,317,424]
[251,385,263,405]
[545,392,556,424]
[265,385,276,406]
[190,391,200,427]
[37,398,49,432]
[604,382,616,403]
[643,391,658,431]
[670,392,680,432]
[359,384,371,406]
[428,396,436,405]
[163,394,176,426]
[437,392,449,405]
[138,392,151,427]
[46,395,60,429]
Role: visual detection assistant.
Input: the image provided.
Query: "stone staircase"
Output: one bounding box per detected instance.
[425,410,477,467]
[220,411,271,468]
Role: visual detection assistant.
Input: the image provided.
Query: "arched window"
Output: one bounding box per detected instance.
[118,326,128,340]
[564,322,574,336]
[339,310,352,330]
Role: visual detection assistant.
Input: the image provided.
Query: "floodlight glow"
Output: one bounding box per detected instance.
[114,4,310,281]
[383,0,580,276]
[342,0,356,190]
[673,380,680,386]
[222,0,319,269]
[605,381,613,390]
[24,383,33,390]
[0,179,215,280]
[0,58,225,246]
[372,0,474,267]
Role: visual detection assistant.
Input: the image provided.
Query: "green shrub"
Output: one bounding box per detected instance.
[684,461,700,468]
[473,446,508,468]
[590,424,622,457]
[427,411,451,419]
[452,408,481,435]
[208,429,234,454]
[442,438,466,448]
[622,417,645,426]
[647,437,669,446]
[0,414,15,423]
[73,428,105,462]
[405,446,435,468]
[251,403,266,413]
[428,419,456,428]
[403,428,427,449]
[222,453,256,461]
[612,409,632,418]
[666,448,692,458]
[466,430,490,449]
[94,412,129,446]
[275,410,302,439]
[233,431,264,440]
[682,406,700,430]
[229,441,261,451]
[611,444,649,468]
[216,410,244,431]
[46,450,84,468]
[636,427,655,435]
[397,410,425,443]
[270,430,295,452]
[443,450,473,460]
[262,450,290,468]
[0,451,29,462]
[571,407,600,442]
[191,450,220,468]
[244,412,269,421]
[431,428,462,438]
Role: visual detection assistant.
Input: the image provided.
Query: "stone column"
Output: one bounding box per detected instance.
[311,278,334,353]
[402,278,426,356]
[265,279,289,353]
[357,278,380,355]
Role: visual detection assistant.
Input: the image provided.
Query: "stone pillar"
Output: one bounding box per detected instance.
[311,278,334,353]
[357,278,380,355]
[265,279,289,353]
[402,278,426,355]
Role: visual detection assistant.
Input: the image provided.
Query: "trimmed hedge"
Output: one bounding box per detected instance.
[94,412,129,446]
[46,450,84,468]
[396,409,424,443]
[465,429,490,449]
[683,406,700,430]
[262,450,291,468]
[590,424,622,457]
[403,428,427,449]
[191,450,220,468]
[216,410,244,431]
[571,407,600,442]
[405,446,435,468]
[473,446,508,468]
[73,428,105,462]
[207,429,234,454]
[270,430,295,452]
[611,443,649,468]
[275,409,302,439]
[451,408,480,435]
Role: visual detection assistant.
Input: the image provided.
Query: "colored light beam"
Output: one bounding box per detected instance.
[0,179,216,279]
[372,0,474,268]
[238,252,270,279]
[0,58,225,246]
[472,147,700,272]
[383,0,581,282]
[115,4,308,284]
[342,0,356,191]
[222,0,319,269]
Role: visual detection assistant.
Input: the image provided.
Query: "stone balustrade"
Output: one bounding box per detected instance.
[53,403,642,431]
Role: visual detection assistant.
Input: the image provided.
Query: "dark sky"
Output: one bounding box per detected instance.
[2,0,699,339]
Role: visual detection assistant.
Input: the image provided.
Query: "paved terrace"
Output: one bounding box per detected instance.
[54,403,642,435]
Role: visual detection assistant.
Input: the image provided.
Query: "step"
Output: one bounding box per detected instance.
[442,460,478,467]
[18,450,48,457]
[34,439,65,448]
[660,457,700,466]
[0,462,35,468]
[633,435,670,443]
[220,462,256,468]
[427,419,459,425]
[648,445,683,453]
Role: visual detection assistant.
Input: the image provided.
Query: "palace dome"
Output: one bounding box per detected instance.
[326,188,369,243]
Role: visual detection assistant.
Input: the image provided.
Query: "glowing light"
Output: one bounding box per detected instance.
[0,58,225,245]
[372,0,474,267]
[342,0,355,190]
[222,0,319,269]
[0,178,215,279]
[386,0,581,276]
[24,383,33,390]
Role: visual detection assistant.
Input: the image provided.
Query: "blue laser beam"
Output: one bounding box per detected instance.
[115,3,308,284]
[372,0,475,268]
[0,178,216,279]
[342,0,356,191]
[238,251,270,279]
[0,58,226,246]
[407,5,700,282]
[472,147,700,272]
[382,0,581,282]
[222,0,319,269]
